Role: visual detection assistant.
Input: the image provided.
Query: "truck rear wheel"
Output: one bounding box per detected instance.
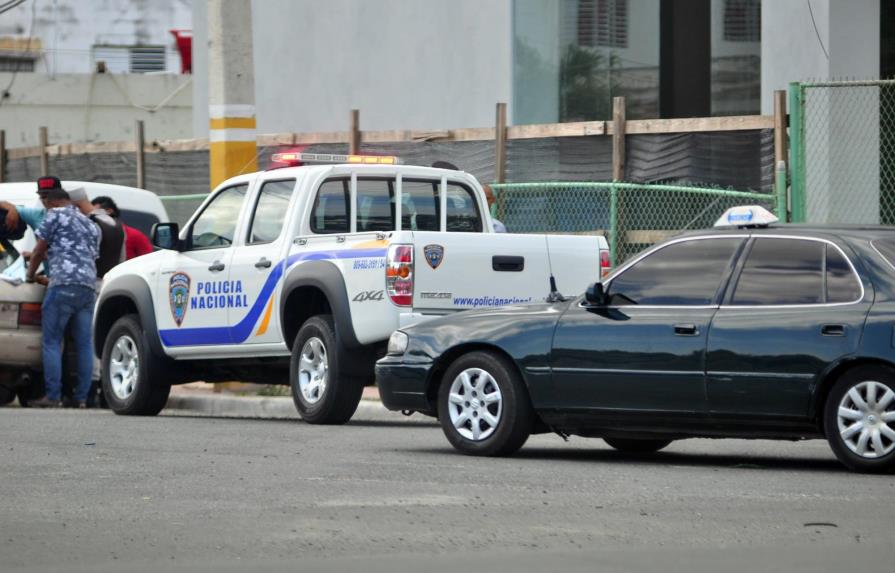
[290,314,363,425]
[101,314,171,416]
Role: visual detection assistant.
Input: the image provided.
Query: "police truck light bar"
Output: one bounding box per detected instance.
[270,152,401,167]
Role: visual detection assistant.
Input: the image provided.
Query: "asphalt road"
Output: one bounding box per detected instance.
[2,407,894,573]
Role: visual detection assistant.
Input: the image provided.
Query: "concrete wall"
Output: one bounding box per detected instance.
[192,0,512,137]
[0,73,193,148]
[0,0,192,75]
[761,0,879,113]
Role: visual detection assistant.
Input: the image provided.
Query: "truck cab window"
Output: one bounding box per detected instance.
[356,178,395,232]
[311,179,349,234]
[248,179,295,244]
[445,183,482,232]
[190,184,248,249]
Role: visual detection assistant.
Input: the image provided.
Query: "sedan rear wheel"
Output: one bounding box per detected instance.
[824,366,895,473]
[438,351,533,456]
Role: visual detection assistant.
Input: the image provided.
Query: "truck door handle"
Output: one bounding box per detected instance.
[255,258,272,269]
[673,323,698,336]
[208,261,225,272]
[822,324,846,336]
[492,255,524,272]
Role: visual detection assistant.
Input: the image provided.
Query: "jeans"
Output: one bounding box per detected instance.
[42,285,96,402]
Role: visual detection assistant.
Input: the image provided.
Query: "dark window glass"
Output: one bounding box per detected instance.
[248,179,295,244]
[732,239,824,305]
[356,178,395,232]
[607,238,741,305]
[445,183,482,232]
[826,245,861,303]
[311,179,349,234]
[119,209,160,238]
[190,185,248,248]
[401,179,439,231]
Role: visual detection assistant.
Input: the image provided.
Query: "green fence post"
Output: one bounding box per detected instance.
[774,160,787,221]
[609,184,618,266]
[788,82,806,222]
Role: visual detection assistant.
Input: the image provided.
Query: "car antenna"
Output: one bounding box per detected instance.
[543,235,566,303]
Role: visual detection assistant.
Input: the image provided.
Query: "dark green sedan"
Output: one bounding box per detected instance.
[376,209,895,473]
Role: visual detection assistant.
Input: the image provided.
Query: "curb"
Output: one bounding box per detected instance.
[162,392,435,424]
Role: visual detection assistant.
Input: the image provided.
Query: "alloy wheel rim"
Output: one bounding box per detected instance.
[447,368,503,441]
[836,380,895,459]
[109,335,139,400]
[298,337,328,404]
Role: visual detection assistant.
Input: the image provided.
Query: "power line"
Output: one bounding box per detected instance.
[806,0,829,60]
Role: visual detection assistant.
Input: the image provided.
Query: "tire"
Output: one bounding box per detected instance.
[604,437,672,454]
[824,365,895,473]
[290,314,363,425]
[0,385,15,406]
[101,314,171,416]
[437,351,533,456]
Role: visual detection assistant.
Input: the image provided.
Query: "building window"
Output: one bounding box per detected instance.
[92,45,166,73]
[577,0,628,49]
[723,0,761,42]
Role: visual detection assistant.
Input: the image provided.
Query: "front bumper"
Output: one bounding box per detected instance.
[375,356,435,415]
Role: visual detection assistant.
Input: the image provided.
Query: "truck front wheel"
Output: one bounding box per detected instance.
[290,314,363,425]
[101,314,171,416]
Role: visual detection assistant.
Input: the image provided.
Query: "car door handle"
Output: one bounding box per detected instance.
[208,261,225,272]
[673,323,698,336]
[492,255,525,272]
[822,324,846,336]
[255,258,272,269]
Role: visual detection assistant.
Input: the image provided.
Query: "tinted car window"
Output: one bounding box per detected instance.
[401,179,439,231]
[190,185,248,248]
[732,238,824,305]
[248,179,295,244]
[826,244,862,303]
[119,209,160,237]
[357,178,394,232]
[311,179,349,234]
[607,238,742,305]
[446,183,482,232]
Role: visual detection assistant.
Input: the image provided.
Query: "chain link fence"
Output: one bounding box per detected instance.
[492,182,778,264]
[790,79,895,225]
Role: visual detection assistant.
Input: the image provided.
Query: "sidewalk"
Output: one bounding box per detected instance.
[162,383,434,424]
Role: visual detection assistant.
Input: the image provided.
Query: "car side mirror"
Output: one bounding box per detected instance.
[151,222,182,252]
[585,282,607,306]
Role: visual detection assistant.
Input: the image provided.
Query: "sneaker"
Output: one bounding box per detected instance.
[30,396,62,408]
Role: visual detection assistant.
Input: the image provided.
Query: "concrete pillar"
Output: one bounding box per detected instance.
[207,0,257,189]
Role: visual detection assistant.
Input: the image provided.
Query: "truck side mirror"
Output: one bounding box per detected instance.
[584,282,606,306]
[151,222,182,252]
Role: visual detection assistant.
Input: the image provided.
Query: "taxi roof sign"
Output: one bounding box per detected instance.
[714,205,779,228]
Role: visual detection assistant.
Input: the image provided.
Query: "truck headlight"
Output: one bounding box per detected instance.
[387,331,409,355]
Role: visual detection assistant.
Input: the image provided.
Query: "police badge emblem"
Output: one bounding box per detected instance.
[169,272,191,327]
[423,244,444,269]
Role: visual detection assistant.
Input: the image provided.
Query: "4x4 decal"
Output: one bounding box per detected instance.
[353,290,384,302]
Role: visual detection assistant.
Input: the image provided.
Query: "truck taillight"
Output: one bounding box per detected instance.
[600,250,612,279]
[386,244,413,307]
[18,303,41,326]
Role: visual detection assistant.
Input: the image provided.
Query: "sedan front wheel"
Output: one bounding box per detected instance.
[437,351,533,456]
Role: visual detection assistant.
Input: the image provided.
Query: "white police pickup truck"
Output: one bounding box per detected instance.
[94,154,609,424]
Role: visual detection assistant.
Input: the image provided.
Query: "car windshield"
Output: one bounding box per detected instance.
[0,238,20,276]
[873,239,895,271]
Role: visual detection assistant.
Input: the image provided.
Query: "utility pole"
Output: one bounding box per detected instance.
[207,0,257,188]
